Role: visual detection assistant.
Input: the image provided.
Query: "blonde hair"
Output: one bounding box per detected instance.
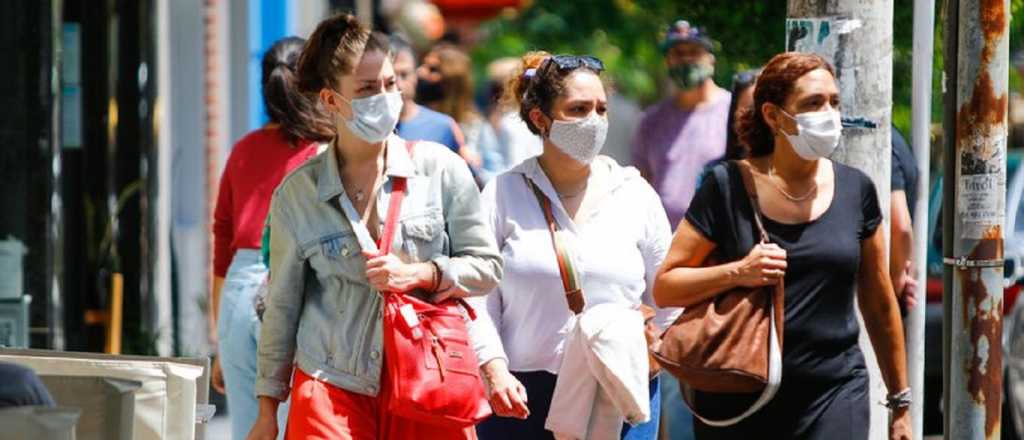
[425,43,479,124]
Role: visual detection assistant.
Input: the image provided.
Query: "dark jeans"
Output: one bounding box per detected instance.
[476,371,660,440]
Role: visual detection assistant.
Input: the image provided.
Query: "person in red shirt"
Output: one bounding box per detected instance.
[210,36,329,440]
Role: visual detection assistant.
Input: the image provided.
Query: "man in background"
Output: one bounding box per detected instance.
[633,20,730,230]
[636,19,732,440]
[890,125,920,312]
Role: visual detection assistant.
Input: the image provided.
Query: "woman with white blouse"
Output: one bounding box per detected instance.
[469,51,678,440]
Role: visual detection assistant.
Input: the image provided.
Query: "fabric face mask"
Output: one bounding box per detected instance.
[548,112,609,165]
[780,108,843,160]
[337,91,404,143]
[669,63,714,90]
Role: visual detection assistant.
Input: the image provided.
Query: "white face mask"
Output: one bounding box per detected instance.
[779,108,842,160]
[337,91,403,143]
[548,112,609,165]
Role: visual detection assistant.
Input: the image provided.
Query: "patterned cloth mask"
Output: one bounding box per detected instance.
[548,112,609,164]
[669,63,714,91]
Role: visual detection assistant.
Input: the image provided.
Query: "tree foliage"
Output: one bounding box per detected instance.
[473,0,1022,146]
[473,0,788,106]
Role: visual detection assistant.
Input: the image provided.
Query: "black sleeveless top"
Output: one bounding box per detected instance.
[684,160,882,383]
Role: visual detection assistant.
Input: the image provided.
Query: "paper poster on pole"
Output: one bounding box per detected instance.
[957,130,1006,239]
[786,17,862,61]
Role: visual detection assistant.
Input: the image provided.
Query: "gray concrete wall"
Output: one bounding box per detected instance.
[167,0,212,356]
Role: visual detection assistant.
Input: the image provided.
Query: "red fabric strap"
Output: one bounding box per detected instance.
[377,178,407,254]
[376,141,417,254]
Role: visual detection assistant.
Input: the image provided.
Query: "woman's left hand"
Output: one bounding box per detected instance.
[364,252,428,293]
[889,407,912,440]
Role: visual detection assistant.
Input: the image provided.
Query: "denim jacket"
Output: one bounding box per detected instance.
[255,136,503,400]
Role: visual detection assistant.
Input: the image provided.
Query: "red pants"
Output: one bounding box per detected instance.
[285,368,477,440]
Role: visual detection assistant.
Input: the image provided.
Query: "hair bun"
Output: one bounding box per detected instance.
[502,51,550,108]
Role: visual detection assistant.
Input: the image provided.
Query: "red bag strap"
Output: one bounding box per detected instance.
[378,141,477,320]
[378,178,406,254]
[377,141,417,253]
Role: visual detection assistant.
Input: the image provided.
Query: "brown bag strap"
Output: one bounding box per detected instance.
[523,175,586,314]
[733,160,785,347]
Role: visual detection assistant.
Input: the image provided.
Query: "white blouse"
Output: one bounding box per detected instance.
[468,155,679,373]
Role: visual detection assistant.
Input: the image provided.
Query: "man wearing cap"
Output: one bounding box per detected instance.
[632,19,728,440]
[632,20,731,230]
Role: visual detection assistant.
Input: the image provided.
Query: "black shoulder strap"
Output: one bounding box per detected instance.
[735,161,770,244]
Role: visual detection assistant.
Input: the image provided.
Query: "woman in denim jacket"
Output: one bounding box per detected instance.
[247,14,502,440]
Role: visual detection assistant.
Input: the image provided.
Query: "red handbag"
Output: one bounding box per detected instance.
[376,144,491,428]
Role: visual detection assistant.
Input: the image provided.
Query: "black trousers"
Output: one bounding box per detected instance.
[476,371,558,440]
[691,371,869,440]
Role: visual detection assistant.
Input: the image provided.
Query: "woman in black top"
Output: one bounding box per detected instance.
[652,52,912,440]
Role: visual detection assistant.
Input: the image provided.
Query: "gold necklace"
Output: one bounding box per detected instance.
[767,167,817,202]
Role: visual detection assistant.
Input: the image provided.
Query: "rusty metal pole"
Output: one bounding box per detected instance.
[942,0,1009,438]
[786,1,893,438]
[908,1,935,438]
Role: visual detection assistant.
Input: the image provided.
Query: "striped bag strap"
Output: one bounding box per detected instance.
[523,175,585,314]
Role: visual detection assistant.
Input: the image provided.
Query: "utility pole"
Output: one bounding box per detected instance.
[786,1,893,438]
[941,0,1009,439]
[909,0,935,438]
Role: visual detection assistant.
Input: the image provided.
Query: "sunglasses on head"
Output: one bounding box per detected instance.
[541,55,605,74]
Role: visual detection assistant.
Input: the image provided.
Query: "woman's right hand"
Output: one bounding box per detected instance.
[246,400,280,440]
[481,359,530,419]
[733,243,787,287]
[211,356,225,394]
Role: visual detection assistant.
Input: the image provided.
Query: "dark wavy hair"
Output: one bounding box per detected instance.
[292,14,391,142]
[724,69,760,160]
[737,52,834,157]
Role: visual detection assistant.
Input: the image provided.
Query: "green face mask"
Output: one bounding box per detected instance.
[669,63,714,90]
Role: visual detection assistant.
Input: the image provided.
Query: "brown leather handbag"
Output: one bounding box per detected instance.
[651,162,784,426]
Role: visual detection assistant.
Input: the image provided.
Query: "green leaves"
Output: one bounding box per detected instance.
[473,0,791,105]
[472,0,1020,149]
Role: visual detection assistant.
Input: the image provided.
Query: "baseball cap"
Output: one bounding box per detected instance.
[659,20,715,54]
